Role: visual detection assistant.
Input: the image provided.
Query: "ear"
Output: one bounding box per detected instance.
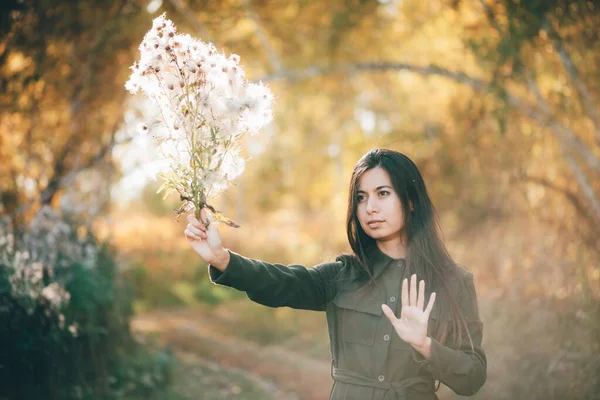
[409,201,414,212]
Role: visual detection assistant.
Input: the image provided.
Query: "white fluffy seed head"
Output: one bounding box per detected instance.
[125,13,274,199]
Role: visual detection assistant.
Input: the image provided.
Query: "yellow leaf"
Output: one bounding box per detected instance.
[156,182,167,194]
[162,187,175,200]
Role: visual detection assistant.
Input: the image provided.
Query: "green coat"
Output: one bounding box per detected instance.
[209,246,487,400]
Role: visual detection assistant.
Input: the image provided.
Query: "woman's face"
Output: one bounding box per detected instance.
[356,166,406,243]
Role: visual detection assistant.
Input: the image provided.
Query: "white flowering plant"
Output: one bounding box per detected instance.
[0,208,176,397]
[0,206,96,333]
[125,13,274,227]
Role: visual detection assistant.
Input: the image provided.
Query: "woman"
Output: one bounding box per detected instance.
[184,148,487,399]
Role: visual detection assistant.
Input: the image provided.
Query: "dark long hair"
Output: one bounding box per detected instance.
[343,148,470,348]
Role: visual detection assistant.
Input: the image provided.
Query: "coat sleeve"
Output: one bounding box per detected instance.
[413,272,487,396]
[208,250,344,311]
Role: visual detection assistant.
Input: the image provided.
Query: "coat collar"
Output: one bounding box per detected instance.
[366,244,405,280]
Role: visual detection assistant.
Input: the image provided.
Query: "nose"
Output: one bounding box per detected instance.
[366,197,378,214]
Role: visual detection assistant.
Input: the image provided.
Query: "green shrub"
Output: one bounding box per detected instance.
[0,207,175,400]
[122,263,187,312]
[193,264,244,305]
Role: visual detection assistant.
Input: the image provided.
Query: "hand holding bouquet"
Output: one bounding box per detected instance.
[125,13,274,227]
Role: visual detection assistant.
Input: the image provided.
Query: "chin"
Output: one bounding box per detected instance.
[364,230,388,240]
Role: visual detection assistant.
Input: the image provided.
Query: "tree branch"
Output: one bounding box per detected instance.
[479,0,503,34]
[1,134,133,224]
[560,145,600,224]
[256,62,491,90]
[524,74,600,222]
[41,90,84,205]
[239,0,283,72]
[255,61,600,223]
[257,62,600,174]
[540,18,600,146]
[167,0,213,42]
[525,73,600,174]
[256,62,600,173]
[520,175,593,224]
[477,1,599,215]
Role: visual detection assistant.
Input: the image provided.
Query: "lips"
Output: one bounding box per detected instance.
[367,220,384,227]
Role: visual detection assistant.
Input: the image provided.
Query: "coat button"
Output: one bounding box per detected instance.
[390,296,396,303]
[378,375,385,382]
[383,334,390,341]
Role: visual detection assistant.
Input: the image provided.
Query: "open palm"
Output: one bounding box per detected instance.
[382,274,436,349]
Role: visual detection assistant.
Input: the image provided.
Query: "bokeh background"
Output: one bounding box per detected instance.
[1,0,599,399]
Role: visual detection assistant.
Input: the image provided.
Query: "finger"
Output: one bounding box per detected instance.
[401,278,408,307]
[200,207,210,226]
[184,229,202,241]
[186,223,204,236]
[187,214,206,231]
[381,304,398,324]
[205,216,222,248]
[410,274,417,306]
[417,280,425,310]
[190,228,207,240]
[424,292,436,318]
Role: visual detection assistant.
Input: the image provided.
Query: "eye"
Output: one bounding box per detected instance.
[379,190,390,197]
[356,194,366,202]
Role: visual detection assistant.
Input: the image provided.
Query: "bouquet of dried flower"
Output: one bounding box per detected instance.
[125,13,274,227]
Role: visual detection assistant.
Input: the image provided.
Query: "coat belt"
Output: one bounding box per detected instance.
[332,367,433,400]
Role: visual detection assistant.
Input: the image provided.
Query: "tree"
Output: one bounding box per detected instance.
[0,0,149,226]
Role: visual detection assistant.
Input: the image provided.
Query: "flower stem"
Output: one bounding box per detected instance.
[194,190,210,227]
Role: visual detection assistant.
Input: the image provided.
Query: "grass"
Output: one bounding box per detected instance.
[166,355,280,400]
[123,337,283,400]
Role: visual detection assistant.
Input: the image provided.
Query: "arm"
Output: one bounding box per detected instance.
[414,273,487,396]
[209,250,343,311]
[184,210,343,310]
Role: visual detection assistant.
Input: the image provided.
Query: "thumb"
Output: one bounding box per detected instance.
[200,207,209,225]
[381,304,398,324]
[204,212,222,248]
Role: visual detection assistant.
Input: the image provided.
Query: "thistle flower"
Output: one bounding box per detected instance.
[125,13,274,227]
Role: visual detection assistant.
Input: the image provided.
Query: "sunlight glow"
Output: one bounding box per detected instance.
[146,0,162,14]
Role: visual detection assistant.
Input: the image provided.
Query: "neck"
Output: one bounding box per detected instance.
[376,236,406,259]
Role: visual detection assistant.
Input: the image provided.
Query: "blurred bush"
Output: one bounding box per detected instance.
[477,295,600,400]
[0,206,176,400]
[120,258,244,312]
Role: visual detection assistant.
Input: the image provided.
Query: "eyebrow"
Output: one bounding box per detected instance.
[356,185,393,194]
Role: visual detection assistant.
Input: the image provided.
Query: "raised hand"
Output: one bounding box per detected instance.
[184,208,230,270]
[382,274,436,352]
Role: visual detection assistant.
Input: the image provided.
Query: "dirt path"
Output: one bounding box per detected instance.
[132,307,333,400]
[132,307,456,400]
